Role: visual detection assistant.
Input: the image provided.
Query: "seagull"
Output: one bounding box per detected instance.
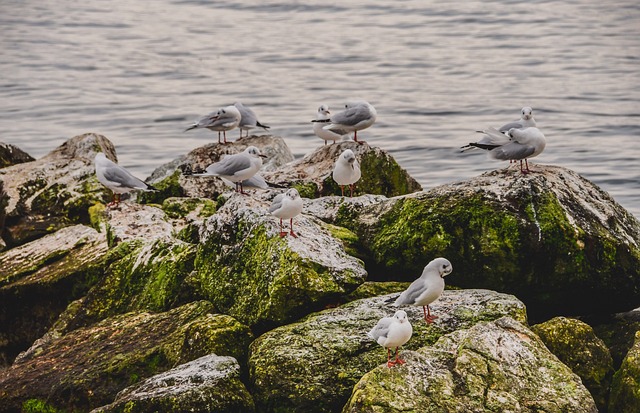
[368,310,413,367]
[394,258,453,324]
[269,188,304,238]
[332,149,361,197]
[194,146,266,194]
[94,153,156,207]
[462,127,547,174]
[312,104,344,145]
[313,100,376,144]
[234,102,270,138]
[185,105,242,144]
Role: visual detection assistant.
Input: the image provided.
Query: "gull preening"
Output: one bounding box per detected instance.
[94,153,156,207]
[313,100,376,144]
[269,188,303,238]
[394,258,453,324]
[495,106,537,133]
[185,105,242,144]
[368,310,413,367]
[234,102,270,138]
[194,146,266,194]
[332,149,361,197]
[312,104,344,145]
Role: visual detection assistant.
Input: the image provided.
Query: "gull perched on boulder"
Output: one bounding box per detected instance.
[194,146,266,194]
[269,188,303,238]
[94,153,156,207]
[368,310,413,367]
[332,149,361,197]
[312,104,344,145]
[234,102,270,138]
[394,258,453,324]
[313,100,376,144]
[185,105,242,144]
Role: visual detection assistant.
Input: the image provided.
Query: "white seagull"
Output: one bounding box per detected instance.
[394,258,453,324]
[368,310,413,367]
[269,188,304,238]
[312,104,344,145]
[313,100,376,144]
[195,146,266,194]
[332,149,361,197]
[234,102,270,138]
[185,105,242,144]
[94,153,156,207]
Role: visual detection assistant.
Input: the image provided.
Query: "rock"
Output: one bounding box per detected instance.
[248,289,526,413]
[262,141,422,198]
[91,355,255,413]
[351,165,640,319]
[345,281,410,301]
[140,135,294,204]
[531,316,614,411]
[343,316,598,413]
[0,224,108,366]
[187,192,368,332]
[0,133,114,247]
[0,180,8,250]
[0,301,254,413]
[303,194,388,224]
[0,142,34,168]
[585,309,640,369]
[609,330,640,413]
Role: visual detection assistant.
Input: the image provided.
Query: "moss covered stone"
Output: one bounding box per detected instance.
[0,142,34,168]
[609,330,640,413]
[138,169,184,205]
[531,317,614,411]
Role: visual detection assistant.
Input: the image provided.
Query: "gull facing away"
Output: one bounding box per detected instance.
[185,105,242,144]
[368,310,413,367]
[332,149,361,197]
[269,188,303,238]
[94,153,156,207]
[312,104,344,145]
[394,258,453,324]
[194,146,266,194]
[462,127,547,174]
[234,102,270,138]
[313,100,376,144]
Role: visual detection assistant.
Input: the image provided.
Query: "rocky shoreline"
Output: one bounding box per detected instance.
[1,133,639,412]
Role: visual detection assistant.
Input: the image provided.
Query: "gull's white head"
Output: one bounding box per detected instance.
[340,149,357,165]
[393,310,409,323]
[521,107,534,121]
[317,104,330,116]
[285,188,300,200]
[426,257,453,278]
[244,146,267,158]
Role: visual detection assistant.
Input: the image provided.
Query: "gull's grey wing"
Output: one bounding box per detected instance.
[268,193,285,213]
[395,279,427,306]
[368,317,393,340]
[489,142,535,160]
[103,165,149,189]
[206,154,252,176]
[244,174,268,189]
[331,105,370,126]
[498,120,524,132]
[236,103,258,127]
[325,125,351,136]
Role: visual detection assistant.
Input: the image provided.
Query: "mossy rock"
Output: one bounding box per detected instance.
[609,330,640,413]
[531,317,614,411]
[138,169,184,205]
[0,142,34,168]
[0,301,254,412]
[345,281,411,301]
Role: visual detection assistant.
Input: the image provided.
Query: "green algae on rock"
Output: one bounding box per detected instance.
[0,301,253,413]
[248,289,526,413]
[531,316,614,411]
[609,330,640,413]
[344,316,598,413]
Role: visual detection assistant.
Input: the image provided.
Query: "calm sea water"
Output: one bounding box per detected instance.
[1,0,639,217]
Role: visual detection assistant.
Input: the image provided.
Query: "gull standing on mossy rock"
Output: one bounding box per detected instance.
[194,146,266,195]
[368,310,413,368]
[94,153,156,207]
[234,102,270,138]
[394,257,453,324]
[312,104,344,145]
[313,100,376,144]
[269,188,303,238]
[185,105,242,144]
[332,148,361,197]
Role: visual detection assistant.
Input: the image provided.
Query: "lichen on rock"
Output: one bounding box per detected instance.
[608,330,640,413]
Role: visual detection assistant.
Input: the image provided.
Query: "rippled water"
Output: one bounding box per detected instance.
[2,0,639,217]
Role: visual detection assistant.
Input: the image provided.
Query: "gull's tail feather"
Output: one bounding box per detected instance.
[257,121,270,130]
[185,124,198,132]
[311,119,331,123]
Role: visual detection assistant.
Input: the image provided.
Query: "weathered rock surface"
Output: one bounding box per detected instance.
[0,301,254,413]
[92,355,255,413]
[349,165,640,319]
[249,289,527,413]
[531,316,614,411]
[263,141,422,198]
[586,308,640,369]
[0,224,108,366]
[609,330,640,413]
[0,142,34,168]
[188,192,368,332]
[344,316,598,413]
[0,133,114,247]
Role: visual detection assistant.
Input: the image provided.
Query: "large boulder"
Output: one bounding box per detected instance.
[349,165,640,319]
[609,330,640,413]
[248,289,526,413]
[0,133,114,247]
[187,192,368,332]
[0,301,254,413]
[344,316,598,413]
[91,355,255,413]
[531,316,614,411]
[586,309,640,369]
[0,224,108,366]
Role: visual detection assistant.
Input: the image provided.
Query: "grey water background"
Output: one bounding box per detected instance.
[2,0,639,217]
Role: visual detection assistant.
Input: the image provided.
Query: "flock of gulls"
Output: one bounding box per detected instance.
[93,100,547,367]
